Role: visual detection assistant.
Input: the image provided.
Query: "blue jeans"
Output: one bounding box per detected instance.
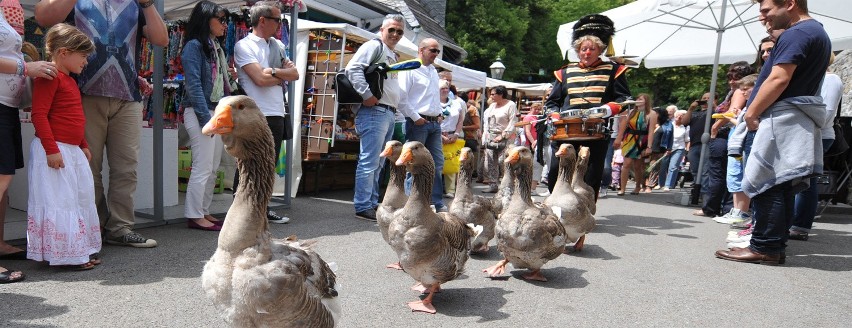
[791,139,834,232]
[750,180,795,255]
[404,119,445,209]
[666,149,686,188]
[601,138,615,188]
[353,106,395,213]
[657,151,671,187]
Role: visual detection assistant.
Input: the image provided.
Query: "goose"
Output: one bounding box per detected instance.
[389,141,475,314]
[545,144,595,253]
[572,146,597,214]
[483,146,567,282]
[201,96,340,327]
[491,160,515,215]
[450,147,497,254]
[376,140,406,270]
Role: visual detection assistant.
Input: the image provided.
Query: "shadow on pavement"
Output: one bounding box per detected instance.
[567,244,621,260]
[432,286,511,322]
[595,214,695,237]
[509,267,589,290]
[0,293,66,328]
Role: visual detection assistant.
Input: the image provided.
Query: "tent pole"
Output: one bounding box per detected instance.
[692,0,728,205]
[152,0,165,220]
[282,4,298,208]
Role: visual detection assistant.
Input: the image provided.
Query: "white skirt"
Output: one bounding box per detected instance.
[26,138,102,265]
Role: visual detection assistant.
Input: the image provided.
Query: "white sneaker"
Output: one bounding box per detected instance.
[714,209,747,224]
[662,187,670,192]
[726,232,752,243]
[727,240,751,248]
[537,190,551,197]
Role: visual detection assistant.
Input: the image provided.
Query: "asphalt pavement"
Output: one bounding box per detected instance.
[2,180,851,327]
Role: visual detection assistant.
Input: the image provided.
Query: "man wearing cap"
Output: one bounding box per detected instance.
[544,14,632,200]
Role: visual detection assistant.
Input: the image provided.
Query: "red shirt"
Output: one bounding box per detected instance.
[31,72,88,155]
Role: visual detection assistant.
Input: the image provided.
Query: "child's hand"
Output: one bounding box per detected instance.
[47,153,64,169]
[82,148,92,162]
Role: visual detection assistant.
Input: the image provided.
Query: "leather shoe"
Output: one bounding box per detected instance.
[187,219,221,231]
[715,247,784,265]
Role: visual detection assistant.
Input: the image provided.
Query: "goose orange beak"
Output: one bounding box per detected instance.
[396,148,413,166]
[578,146,590,159]
[202,104,234,136]
[380,145,394,158]
[555,144,572,157]
[504,149,520,164]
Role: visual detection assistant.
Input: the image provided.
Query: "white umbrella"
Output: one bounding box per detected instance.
[557,0,852,202]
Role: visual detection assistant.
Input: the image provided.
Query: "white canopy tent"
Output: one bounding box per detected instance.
[557,0,852,68]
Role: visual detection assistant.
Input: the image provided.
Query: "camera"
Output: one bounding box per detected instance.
[696,99,707,105]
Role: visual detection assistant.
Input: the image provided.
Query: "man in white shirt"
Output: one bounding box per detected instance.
[398,38,447,212]
[234,1,298,224]
[345,14,403,221]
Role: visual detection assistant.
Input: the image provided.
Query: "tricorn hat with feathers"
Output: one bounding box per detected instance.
[572,14,616,55]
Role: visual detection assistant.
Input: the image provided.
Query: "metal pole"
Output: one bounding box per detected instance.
[281,4,298,208]
[692,0,727,205]
[152,0,165,220]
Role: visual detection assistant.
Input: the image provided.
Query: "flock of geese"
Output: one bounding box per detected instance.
[198,96,598,326]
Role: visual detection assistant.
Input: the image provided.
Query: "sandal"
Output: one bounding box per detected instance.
[89,253,102,266]
[59,261,96,271]
[0,269,25,284]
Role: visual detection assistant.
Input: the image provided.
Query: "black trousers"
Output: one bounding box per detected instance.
[547,137,610,202]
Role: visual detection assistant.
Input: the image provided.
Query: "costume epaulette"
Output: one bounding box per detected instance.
[553,64,571,82]
[614,64,629,78]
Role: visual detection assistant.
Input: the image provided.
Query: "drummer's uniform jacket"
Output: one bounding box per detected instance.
[544,59,631,118]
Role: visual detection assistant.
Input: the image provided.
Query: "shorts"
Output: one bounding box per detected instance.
[726,155,743,192]
[0,104,24,175]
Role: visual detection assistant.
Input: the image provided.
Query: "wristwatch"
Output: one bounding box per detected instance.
[271,67,277,78]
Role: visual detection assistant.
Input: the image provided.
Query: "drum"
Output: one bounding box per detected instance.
[550,118,607,141]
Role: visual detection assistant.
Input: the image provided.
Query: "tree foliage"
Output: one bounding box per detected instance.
[445,0,733,107]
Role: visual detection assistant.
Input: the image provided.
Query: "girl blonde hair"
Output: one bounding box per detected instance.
[44,23,95,59]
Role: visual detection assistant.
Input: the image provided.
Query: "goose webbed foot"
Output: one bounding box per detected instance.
[521,269,548,282]
[483,258,509,279]
[411,282,427,293]
[573,235,587,252]
[386,262,403,270]
[407,284,439,314]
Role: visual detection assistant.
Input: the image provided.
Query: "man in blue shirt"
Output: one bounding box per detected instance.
[715,0,831,265]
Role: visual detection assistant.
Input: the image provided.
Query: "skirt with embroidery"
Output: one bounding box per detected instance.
[26,138,101,266]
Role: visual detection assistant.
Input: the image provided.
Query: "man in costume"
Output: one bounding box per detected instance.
[544,14,632,198]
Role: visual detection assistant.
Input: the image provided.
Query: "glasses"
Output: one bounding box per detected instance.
[427,48,441,54]
[215,16,228,24]
[385,27,404,36]
[264,16,281,24]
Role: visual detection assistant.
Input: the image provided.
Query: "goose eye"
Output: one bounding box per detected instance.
[237,104,245,110]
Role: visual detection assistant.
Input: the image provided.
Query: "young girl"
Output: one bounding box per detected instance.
[27,23,100,270]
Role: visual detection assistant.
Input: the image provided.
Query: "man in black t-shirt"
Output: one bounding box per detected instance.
[682,92,711,180]
[715,0,831,265]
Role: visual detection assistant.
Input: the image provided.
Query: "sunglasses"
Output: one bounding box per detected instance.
[386,27,404,36]
[264,16,281,24]
[427,48,441,54]
[215,16,228,24]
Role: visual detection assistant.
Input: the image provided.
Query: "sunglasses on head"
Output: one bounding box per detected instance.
[386,27,404,36]
[264,16,281,24]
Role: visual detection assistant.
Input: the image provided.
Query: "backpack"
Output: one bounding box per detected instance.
[334,39,388,104]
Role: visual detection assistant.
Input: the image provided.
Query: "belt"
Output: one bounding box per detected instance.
[375,103,397,113]
[421,114,443,122]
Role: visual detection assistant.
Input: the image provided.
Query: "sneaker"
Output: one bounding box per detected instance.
[730,220,752,230]
[105,231,158,248]
[662,187,670,192]
[726,240,751,249]
[726,231,752,243]
[537,190,551,197]
[443,193,455,199]
[434,205,449,213]
[714,209,747,225]
[355,209,377,221]
[599,189,608,198]
[540,179,549,185]
[267,210,290,224]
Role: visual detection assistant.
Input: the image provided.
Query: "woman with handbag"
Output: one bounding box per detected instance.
[481,86,517,193]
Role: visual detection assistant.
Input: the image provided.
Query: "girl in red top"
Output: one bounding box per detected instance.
[26,24,101,270]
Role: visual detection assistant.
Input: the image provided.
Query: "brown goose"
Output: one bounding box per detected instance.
[450,147,496,254]
[376,140,406,270]
[491,160,515,215]
[201,96,340,327]
[572,146,597,214]
[483,146,567,282]
[389,141,475,314]
[545,144,595,252]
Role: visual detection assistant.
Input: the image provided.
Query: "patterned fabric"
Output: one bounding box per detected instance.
[27,140,102,266]
[621,108,647,159]
[0,0,24,35]
[71,0,145,101]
